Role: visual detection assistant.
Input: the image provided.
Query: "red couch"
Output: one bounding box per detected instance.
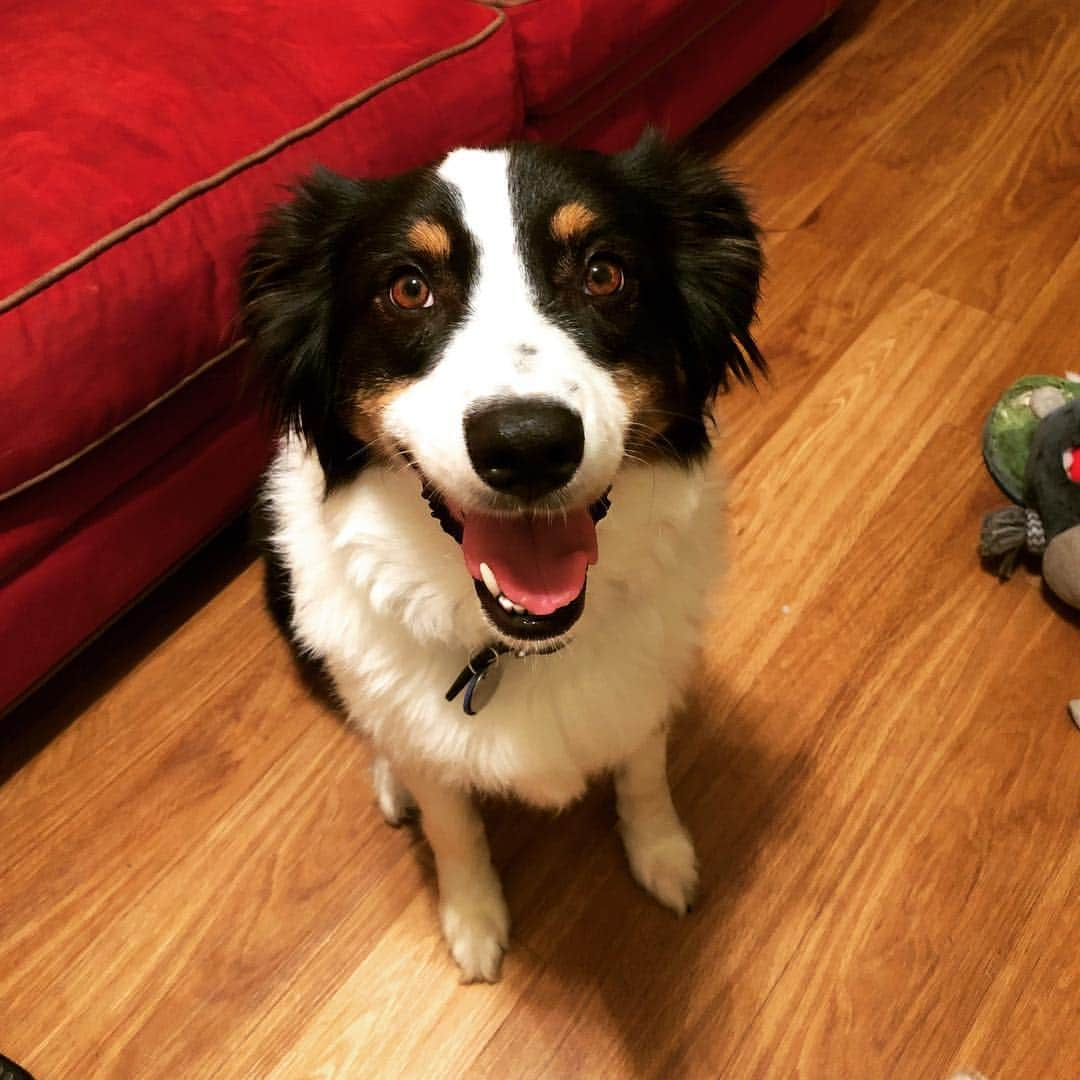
[0,0,839,713]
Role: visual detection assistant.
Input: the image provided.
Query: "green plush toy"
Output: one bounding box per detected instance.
[979,374,1080,727]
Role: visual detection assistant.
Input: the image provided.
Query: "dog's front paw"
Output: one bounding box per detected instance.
[622,824,699,916]
[372,755,415,826]
[439,875,510,983]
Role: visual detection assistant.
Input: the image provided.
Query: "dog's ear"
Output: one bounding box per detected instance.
[617,131,764,398]
[241,167,367,487]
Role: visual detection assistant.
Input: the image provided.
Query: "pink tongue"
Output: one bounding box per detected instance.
[462,508,598,615]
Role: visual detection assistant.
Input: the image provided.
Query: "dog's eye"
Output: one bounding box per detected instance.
[584,257,624,297]
[389,271,433,310]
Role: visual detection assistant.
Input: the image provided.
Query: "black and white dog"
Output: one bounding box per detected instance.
[242,135,763,982]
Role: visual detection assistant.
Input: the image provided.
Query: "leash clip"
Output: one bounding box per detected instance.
[445,645,506,715]
[444,638,566,715]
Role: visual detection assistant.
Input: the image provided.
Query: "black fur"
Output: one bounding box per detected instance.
[509,132,764,461]
[242,137,762,481]
[241,166,476,489]
[241,167,367,489]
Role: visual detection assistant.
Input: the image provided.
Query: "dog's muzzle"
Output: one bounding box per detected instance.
[422,479,610,643]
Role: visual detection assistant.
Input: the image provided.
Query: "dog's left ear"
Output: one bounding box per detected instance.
[617,131,764,398]
[241,167,368,489]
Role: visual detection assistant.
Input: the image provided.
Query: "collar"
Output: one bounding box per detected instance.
[445,640,564,715]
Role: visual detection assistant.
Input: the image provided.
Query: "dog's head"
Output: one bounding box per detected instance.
[243,136,763,646]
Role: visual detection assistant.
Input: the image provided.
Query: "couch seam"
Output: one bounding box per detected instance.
[531,0,746,121]
[0,9,505,317]
[0,339,249,506]
[0,401,248,591]
[0,480,259,718]
[550,0,761,142]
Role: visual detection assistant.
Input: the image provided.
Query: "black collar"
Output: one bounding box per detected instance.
[445,640,563,715]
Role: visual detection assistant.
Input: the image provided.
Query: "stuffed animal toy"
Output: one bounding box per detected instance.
[979,374,1080,726]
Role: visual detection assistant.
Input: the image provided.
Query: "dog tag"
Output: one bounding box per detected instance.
[462,661,503,715]
[446,645,507,714]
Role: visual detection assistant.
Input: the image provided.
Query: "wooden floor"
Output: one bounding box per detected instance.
[3,0,1078,1076]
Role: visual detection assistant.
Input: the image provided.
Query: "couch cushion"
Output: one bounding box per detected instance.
[518,0,841,150]
[0,348,258,585]
[0,393,269,711]
[0,0,517,502]
[496,0,711,119]
[0,0,519,710]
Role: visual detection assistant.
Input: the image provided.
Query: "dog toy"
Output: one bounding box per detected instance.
[979,374,1080,725]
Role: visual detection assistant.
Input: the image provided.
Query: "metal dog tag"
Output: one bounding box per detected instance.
[462,661,503,715]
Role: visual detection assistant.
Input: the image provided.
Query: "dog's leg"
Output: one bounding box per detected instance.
[401,767,510,983]
[372,753,416,826]
[615,727,698,915]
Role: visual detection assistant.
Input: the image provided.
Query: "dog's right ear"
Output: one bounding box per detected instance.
[616,131,765,399]
[241,167,366,487]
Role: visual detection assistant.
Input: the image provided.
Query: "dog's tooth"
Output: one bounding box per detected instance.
[479,562,500,598]
[498,594,515,613]
[511,602,526,614]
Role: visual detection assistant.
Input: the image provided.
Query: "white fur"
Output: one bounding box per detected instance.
[265,147,723,980]
[617,728,700,915]
[267,443,719,978]
[382,149,628,516]
[269,444,721,804]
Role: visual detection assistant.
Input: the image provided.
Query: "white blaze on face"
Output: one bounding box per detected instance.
[381,148,627,511]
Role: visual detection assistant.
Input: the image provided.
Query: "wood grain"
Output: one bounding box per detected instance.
[2,0,1078,1076]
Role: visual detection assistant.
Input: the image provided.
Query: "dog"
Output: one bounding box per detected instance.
[241,134,763,982]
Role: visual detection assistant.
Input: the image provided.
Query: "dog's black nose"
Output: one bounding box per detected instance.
[465,398,584,500]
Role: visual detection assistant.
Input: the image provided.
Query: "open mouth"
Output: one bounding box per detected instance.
[421,478,610,642]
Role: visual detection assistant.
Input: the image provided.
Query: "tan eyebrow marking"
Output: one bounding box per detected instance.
[407,219,451,261]
[550,202,598,243]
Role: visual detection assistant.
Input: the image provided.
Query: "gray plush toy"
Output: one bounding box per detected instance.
[979,376,1080,725]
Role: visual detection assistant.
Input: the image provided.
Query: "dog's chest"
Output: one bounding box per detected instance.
[269,444,722,804]
[329,602,701,805]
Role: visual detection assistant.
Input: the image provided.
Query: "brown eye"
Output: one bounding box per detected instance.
[584,257,624,297]
[389,271,433,310]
